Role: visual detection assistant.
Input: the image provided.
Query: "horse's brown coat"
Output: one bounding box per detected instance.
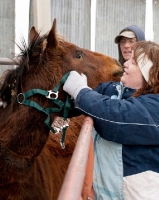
[0,19,123,199]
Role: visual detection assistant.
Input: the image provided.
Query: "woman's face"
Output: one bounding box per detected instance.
[121,56,144,89]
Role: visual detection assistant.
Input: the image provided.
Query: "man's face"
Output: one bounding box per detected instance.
[119,37,137,61]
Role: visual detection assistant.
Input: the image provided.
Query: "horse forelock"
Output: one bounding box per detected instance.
[18,32,65,66]
[18,33,48,66]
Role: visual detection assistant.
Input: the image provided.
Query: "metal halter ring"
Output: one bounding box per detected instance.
[17,93,25,104]
[46,90,58,99]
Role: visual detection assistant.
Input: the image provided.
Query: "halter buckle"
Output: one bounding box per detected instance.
[46,90,58,99]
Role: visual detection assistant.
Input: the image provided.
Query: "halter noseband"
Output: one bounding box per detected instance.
[16,72,72,149]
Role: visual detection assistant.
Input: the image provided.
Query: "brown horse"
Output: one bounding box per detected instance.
[0,19,123,200]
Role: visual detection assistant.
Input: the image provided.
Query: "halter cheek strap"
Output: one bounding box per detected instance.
[17,72,73,148]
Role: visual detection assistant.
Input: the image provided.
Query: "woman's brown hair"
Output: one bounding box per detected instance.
[131,41,159,97]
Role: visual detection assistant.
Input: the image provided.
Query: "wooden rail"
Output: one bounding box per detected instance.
[0,58,20,65]
[57,116,94,200]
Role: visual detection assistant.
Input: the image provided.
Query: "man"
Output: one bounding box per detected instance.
[114,25,145,66]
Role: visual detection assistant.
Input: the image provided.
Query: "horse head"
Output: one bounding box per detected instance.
[0,18,123,158]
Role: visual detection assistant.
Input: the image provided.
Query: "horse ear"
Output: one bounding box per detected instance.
[29,26,39,43]
[47,18,59,49]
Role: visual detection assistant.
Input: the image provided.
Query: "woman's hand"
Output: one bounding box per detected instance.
[63,71,91,99]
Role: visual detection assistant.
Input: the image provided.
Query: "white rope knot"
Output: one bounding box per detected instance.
[0,101,7,108]
[51,117,70,134]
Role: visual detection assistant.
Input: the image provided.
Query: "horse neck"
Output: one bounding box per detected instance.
[0,104,50,158]
[0,141,34,186]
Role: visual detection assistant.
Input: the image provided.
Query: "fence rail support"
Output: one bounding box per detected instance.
[0,58,20,65]
[57,116,94,200]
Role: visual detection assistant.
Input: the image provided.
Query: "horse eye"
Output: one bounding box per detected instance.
[75,50,83,59]
[77,54,82,59]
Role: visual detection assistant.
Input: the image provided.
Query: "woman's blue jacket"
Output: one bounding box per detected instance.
[75,81,159,177]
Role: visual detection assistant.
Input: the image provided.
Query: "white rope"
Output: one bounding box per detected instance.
[75,107,159,127]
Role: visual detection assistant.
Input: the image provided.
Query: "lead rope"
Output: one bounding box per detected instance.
[60,95,72,148]
[17,72,73,148]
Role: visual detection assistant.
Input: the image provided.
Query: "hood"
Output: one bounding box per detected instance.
[117,25,145,66]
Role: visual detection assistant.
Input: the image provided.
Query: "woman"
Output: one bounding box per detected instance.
[63,41,159,200]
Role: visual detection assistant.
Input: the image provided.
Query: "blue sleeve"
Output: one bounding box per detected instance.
[75,88,159,145]
[94,81,119,96]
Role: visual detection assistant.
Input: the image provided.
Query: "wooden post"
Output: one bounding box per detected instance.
[32,0,51,34]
